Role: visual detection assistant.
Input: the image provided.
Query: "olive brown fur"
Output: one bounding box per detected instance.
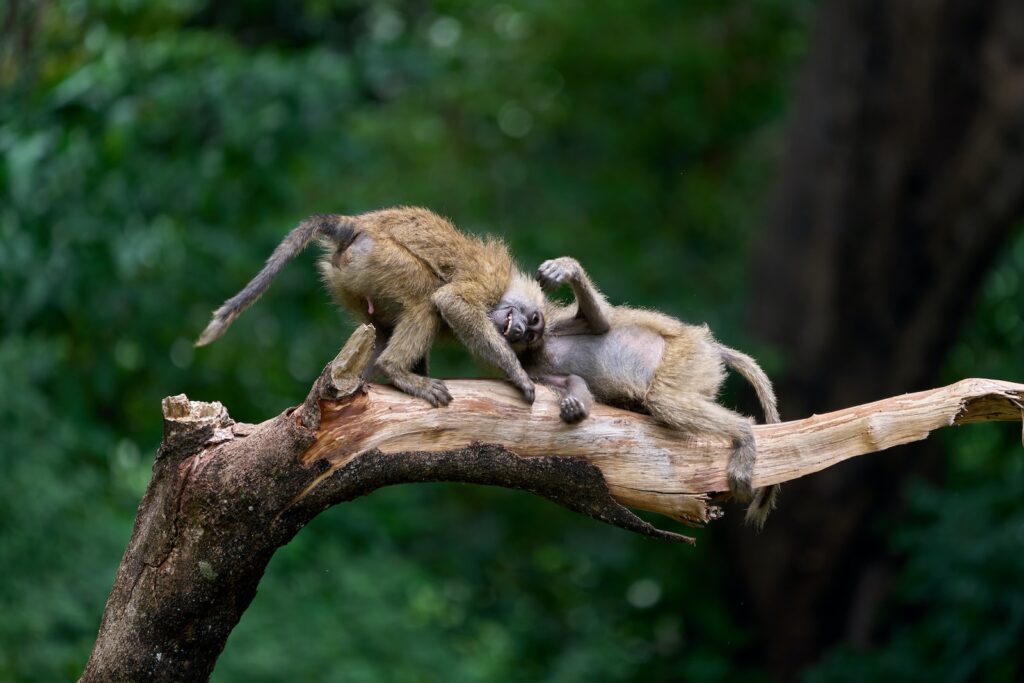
[197,207,544,406]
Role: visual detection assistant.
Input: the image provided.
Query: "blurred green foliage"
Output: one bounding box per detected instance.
[1,0,1021,681]
[807,235,1024,683]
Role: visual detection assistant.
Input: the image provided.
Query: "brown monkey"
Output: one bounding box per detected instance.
[196,207,546,406]
[517,256,780,527]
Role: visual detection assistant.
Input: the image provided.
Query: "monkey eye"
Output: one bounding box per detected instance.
[531,313,540,325]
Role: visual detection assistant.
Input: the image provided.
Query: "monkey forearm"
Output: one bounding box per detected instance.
[536,257,611,333]
[432,286,535,402]
[567,272,611,333]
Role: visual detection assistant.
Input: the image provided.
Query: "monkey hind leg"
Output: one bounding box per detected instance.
[533,374,594,423]
[723,427,779,528]
[645,389,771,523]
[375,303,450,407]
[362,327,391,381]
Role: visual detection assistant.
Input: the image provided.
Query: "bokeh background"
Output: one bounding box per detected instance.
[3,1,1024,681]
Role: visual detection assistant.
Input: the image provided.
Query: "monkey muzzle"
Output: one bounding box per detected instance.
[491,306,544,347]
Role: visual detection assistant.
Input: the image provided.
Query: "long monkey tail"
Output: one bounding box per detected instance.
[717,343,781,528]
[717,344,779,424]
[195,214,358,347]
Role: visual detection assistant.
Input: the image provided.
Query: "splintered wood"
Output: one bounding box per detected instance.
[302,376,1024,523]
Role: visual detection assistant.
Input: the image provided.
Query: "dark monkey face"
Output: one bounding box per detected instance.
[490,296,545,348]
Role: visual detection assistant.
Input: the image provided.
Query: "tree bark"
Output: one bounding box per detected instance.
[80,325,1024,682]
[744,0,1024,676]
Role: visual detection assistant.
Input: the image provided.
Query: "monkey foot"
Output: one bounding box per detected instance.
[390,375,453,407]
[559,396,588,423]
[727,470,755,501]
[417,378,453,407]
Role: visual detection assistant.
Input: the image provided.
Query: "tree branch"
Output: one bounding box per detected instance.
[80,325,1024,682]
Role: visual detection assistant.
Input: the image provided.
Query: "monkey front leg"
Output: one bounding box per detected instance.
[374,303,452,407]
[534,373,594,423]
[536,257,611,333]
[432,284,536,403]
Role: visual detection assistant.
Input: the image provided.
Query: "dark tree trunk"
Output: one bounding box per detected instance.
[737,0,1024,677]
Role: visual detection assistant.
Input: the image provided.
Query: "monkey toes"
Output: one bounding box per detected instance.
[393,376,452,407]
[421,379,453,407]
[559,396,588,423]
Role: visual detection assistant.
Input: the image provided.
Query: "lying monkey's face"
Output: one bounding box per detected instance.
[490,297,545,348]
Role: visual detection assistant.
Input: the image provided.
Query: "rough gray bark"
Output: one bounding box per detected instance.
[742,0,1024,676]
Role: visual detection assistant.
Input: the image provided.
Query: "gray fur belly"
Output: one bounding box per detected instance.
[540,326,664,402]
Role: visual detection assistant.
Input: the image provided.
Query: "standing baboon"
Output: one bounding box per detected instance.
[197,207,546,406]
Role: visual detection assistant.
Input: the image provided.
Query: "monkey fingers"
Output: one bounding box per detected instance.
[513,373,536,403]
[390,374,452,407]
[559,396,588,423]
[535,257,580,290]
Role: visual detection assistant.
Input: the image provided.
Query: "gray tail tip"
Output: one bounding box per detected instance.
[744,506,769,531]
[195,317,228,347]
[744,486,779,530]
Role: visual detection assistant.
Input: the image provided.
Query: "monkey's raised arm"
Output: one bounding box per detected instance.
[536,257,612,334]
[432,283,536,403]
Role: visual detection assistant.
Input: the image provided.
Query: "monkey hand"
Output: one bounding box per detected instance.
[536,257,581,290]
[559,395,589,423]
[511,372,536,404]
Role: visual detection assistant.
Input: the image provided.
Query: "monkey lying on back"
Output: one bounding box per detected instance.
[511,257,780,527]
[197,207,546,406]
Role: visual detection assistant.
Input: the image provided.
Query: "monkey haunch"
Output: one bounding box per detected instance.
[196,207,545,406]
[525,257,780,527]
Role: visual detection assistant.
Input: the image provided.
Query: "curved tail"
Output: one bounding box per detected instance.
[718,344,779,424]
[718,343,780,528]
[195,214,357,347]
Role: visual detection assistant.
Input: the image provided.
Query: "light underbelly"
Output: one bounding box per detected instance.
[540,326,664,401]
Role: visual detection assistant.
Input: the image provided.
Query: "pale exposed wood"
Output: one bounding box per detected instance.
[302,376,1024,523]
[81,324,1024,682]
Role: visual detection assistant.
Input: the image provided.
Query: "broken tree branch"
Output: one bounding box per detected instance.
[80,325,1024,682]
